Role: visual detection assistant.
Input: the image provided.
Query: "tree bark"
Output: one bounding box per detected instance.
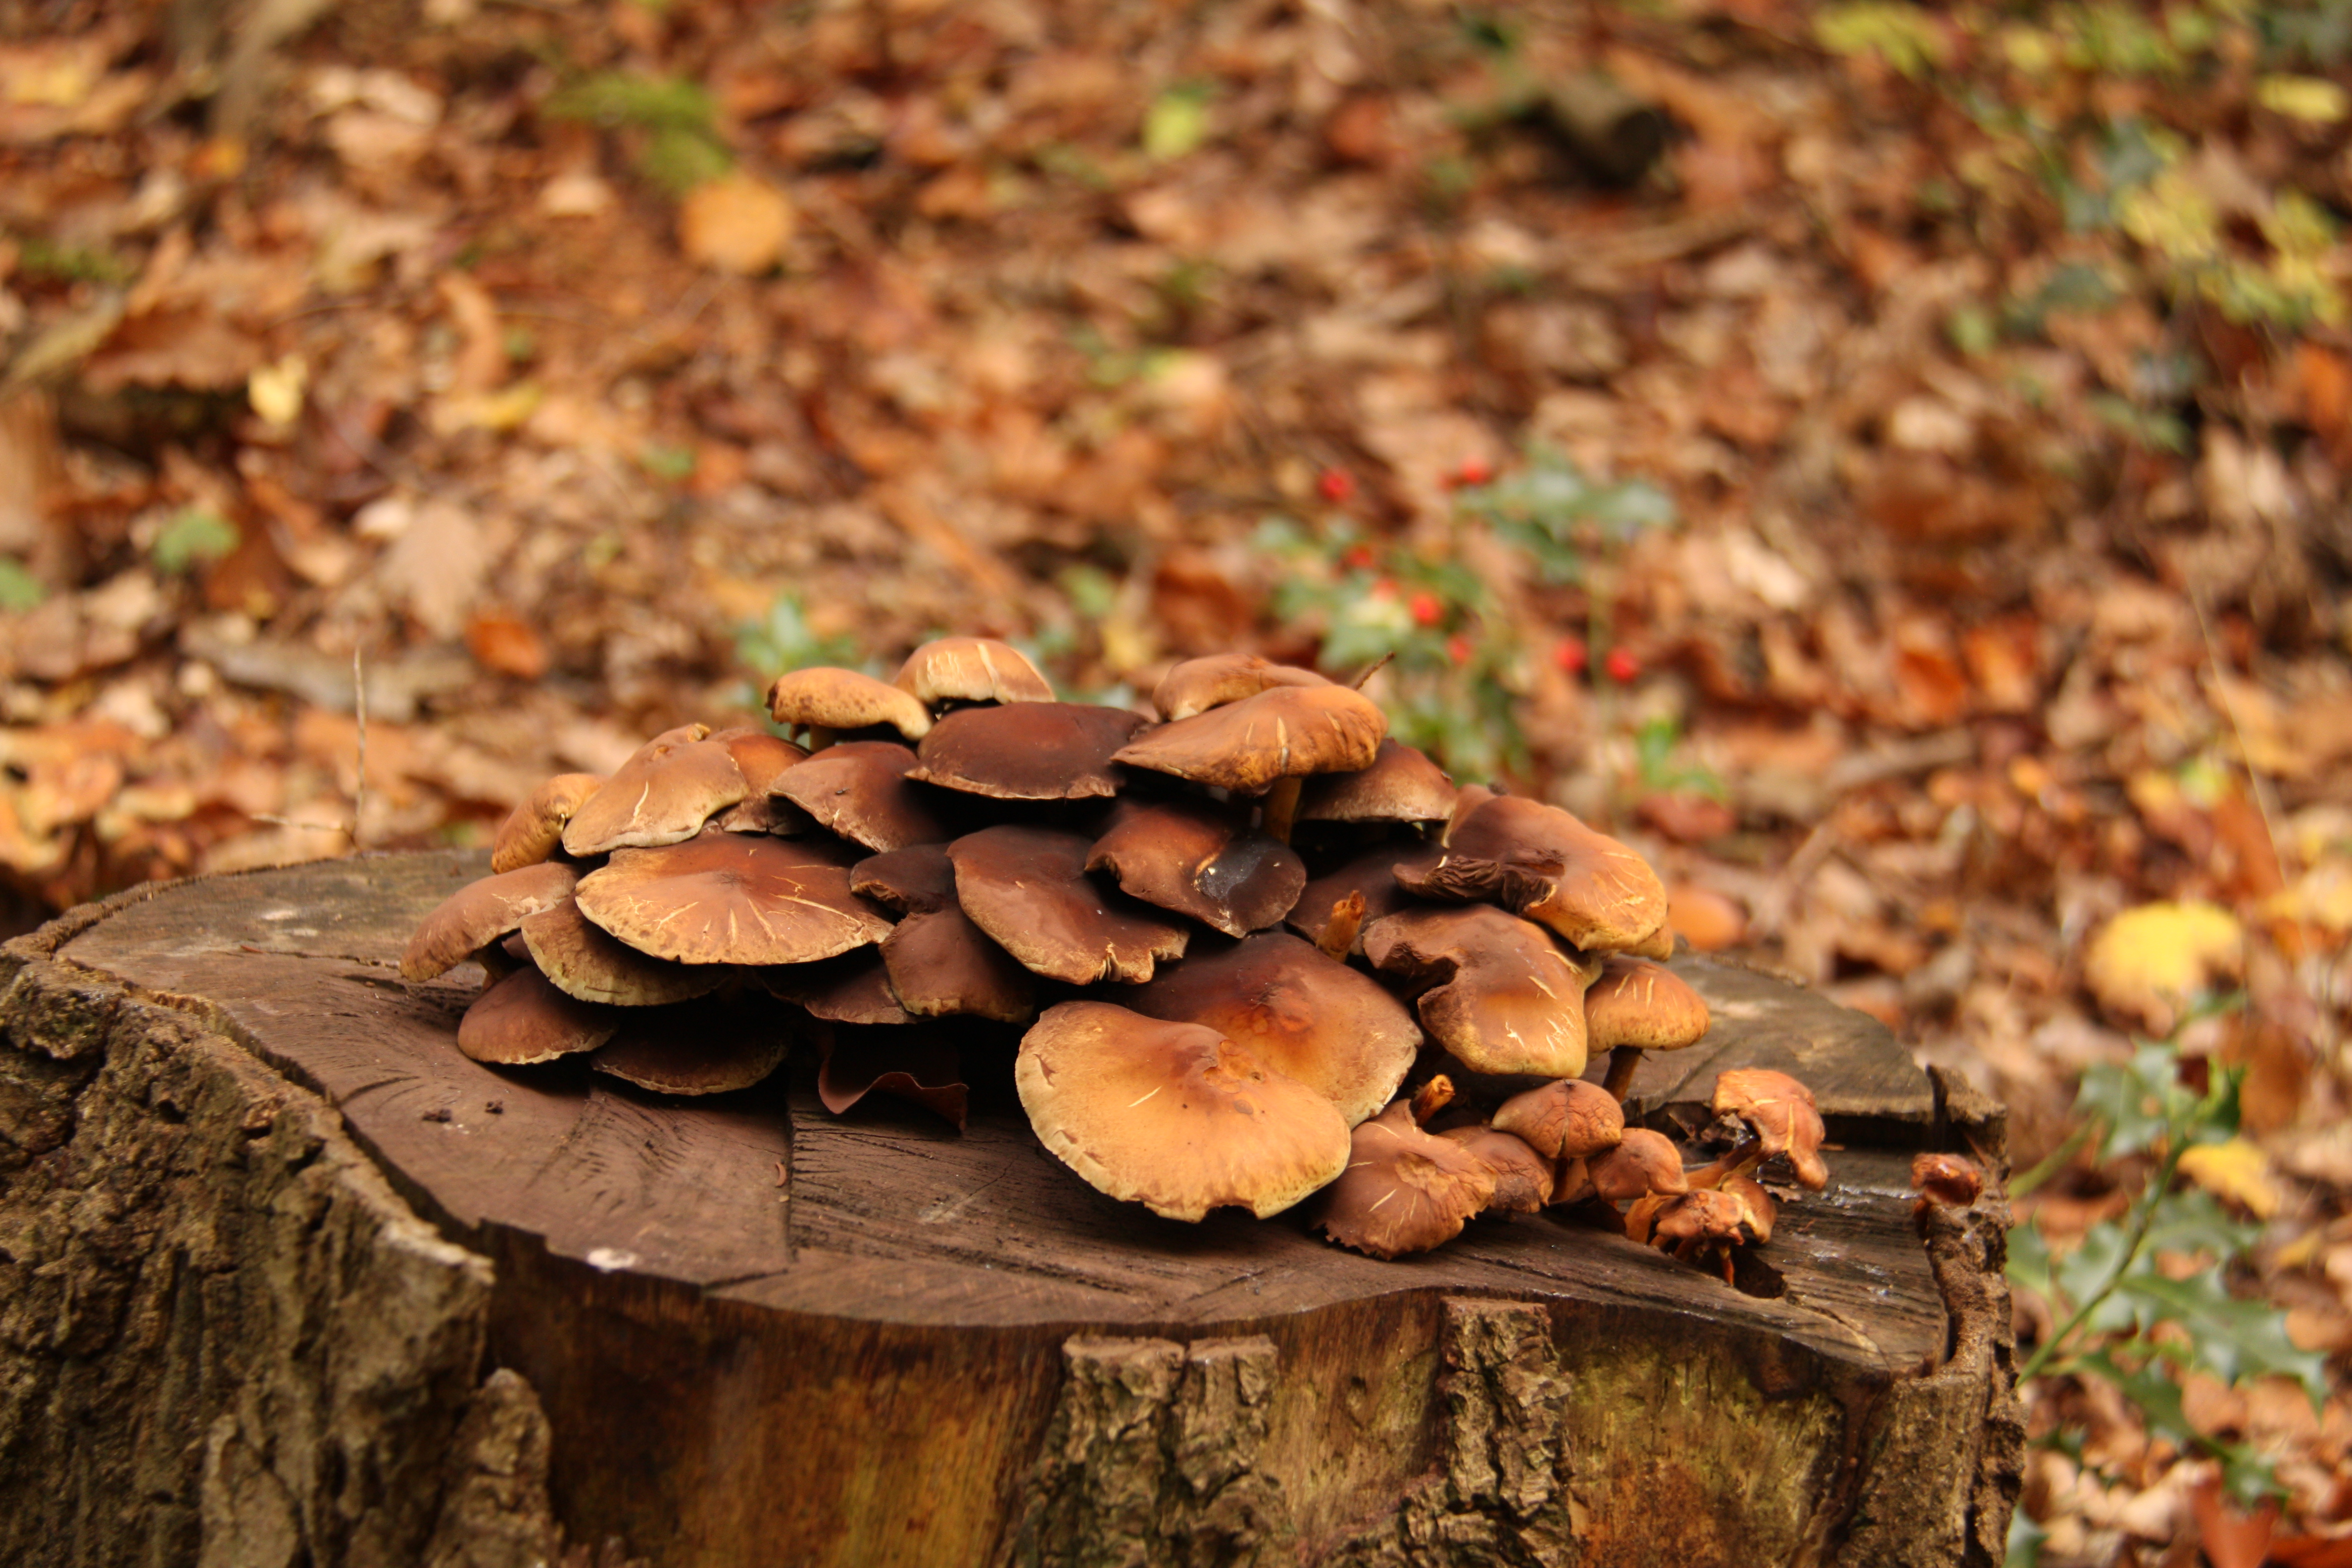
[0,852,2019,1566]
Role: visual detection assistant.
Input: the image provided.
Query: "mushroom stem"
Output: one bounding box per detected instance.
[1684,1136,1764,1191]
[1260,776,1304,843]
[1315,889,1367,961]
[1410,1074,1455,1127]
[804,725,839,752]
[1601,1044,1645,1101]
[1624,1192,1668,1244]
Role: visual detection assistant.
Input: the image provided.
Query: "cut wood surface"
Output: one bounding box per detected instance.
[0,852,2022,1568]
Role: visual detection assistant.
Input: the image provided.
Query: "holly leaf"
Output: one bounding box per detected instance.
[2110,1271,2329,1399]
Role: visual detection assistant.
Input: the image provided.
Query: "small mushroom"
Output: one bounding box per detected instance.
[1649,1185,1770,1283]
[1362,904,1600,1077]
[1491,1078,1623,1201]
[458,965,619,1064]
[1692,1069,1829,1191]
[1317,1100,1497,1258]
[849,843,1035,1023]
[1584,956,1711,1101]
[770,740,952,852]
[402,861,583,982]
[574,832,891,967]
[1589,1127,1691,1235]
[562,726,749,856]
[893,637,1056,708]
[1150,653,1331,722]
[491,773,604,872]
[1085,799,1306,937]
[908,701,1148,801]
[767,666,934,746]
[1284,838,1444,956]
[1438,1126,1554,1215]
[1112,683,1386,841]
[518,898,728,1007]
[1398,794,1669,953]
[592,993,792,1095]
[947,826,1188,984]
[1911,1152,1983,1232]
[1015,1001,1352,1222]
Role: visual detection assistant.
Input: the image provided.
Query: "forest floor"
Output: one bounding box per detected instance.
[4,0,2352,1560]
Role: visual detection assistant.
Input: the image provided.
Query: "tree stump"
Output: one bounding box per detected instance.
[0,852,2021,1567]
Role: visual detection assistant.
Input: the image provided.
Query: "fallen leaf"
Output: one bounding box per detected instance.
[2176,1138,2282,1219]
[466,611,550,680]
[678,173,796,275]
[2084,901,2245,1034]
[375,498,499,641]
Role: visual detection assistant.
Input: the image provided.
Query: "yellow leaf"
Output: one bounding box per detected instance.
[2260,860,2352,935]
[247,354,307,427]
[2084,900,2243,1031]
[430,381,543,436]
[2258,74,2350,124]
[2177,1139,2280,1220]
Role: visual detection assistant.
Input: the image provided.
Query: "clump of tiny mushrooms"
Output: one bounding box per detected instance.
[403,640,1838,1276]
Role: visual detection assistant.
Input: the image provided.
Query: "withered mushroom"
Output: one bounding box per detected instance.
[402,861,583,982]
[1015,1001,1351,1222]
[574,832,890,967]
[1585,956,1711,1100]
[1085,799,1306,937]
[1362,904,1600,1077]
[947,826,1188,984]
[1150,653,1331,722]
[1112,683,1386,840]
[1693,1068,1829,1191]
[1650,1184,1770,1283]
[1318,1100,1497,1258]
[518,898,727,1007]
[561,726,749,856]
[491,773,604,872]
[458,965,619,1064]
[770,740,952,852]
[893,636,1055,708]
[907,701,1147,801]
[767,666,933,746]
[1399,794,1669,953]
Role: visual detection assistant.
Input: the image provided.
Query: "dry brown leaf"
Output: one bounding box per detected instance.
[678,173,796,275]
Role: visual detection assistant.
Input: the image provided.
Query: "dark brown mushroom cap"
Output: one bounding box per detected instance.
[1361,904,1600,1077]
[1111,684,1387,795]
[892,637,1055,708]
[1318,1101,1497,1258]
[767,667,934,741]
[1651,1188,1760,1250]
[457,965,619,1065]
[1911,1152,1983,1209]
[1403,794,1668,953]
[1150,654,1332,722]
[906,702,1147,801]
[1085,800,1306,937]
[1587,1127,1691,1204]
[574,832,890,967]
[558,726,748,856]
[947,826,1188,984]
[848,843,958,914]
[880,907,1035,1023]
[818,1022,969,1128]
[592,993,791,1095]
[770,740,952,852]
[706,729,810,832]
[402,861,583,981]
[1284,838,1444,955]
[519,898,727,1007]
[766,950,919,1025]
[1123,931,1420,1126]
[1491,1078,1624,1160]
[1439,1126,1554,1215]
[1441,784,1497,846]
[1298,740,1457,826]
[491,773,604,872]
[1711,1068,1829,1189]
[1584,957,1711,1051]
[1015,1001,1351,1222]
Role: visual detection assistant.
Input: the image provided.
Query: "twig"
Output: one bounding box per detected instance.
[1351,651,1396,690]
[352,644,368,852]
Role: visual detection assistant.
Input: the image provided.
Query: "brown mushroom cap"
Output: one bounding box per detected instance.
[1284,838,1445,955]
[1085,800,1306,937]
[402,861,583,982]
[892,637,1055,708]
[574,833,890,967]
[766,950,919,1026]
[1712,1068,1829,1189]
[770,740,951,852]
[1111,684,1387,795]
[1015,1001,1352,1222]
[491,773,604,872]
[1651,1187,1756,1252]
[880,907,1035,1023]
[1911,1152,1984,1209]
[1723,1171,1777,1244]
[1401,794,1669,953]
[1151,654,1331,722]
[767,667,934,741]
[560,726,750,856]
[907,702,1147,800]
[592,994,791,1095]
[1491,1078,1625,1160]
[1439,1126,1554,1215]
[818,1022,970,1128]
[1587,1127,1691,1204]
[947,826,1188,984]
[848,843,958,913]
[1584,958,1711,1052]
[1123,931,1421,1126]
[1318,1101,1497,1258]
[457,965,619,1065]
[707,728,810,833]
[518,898,728,1007]
[1361,904,1600,1077]
[1298,739,1457,827]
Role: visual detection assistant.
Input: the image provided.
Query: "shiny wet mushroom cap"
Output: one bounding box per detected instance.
[561,726,749,856]
[402,860,583,982]
[1112,683,1386,797]
[770,741,951,852]
[907,702,1147,801]
[1085,799,1305,938]
[947,825,1188,984]
[1401,794,1669,954]
[458,965,619,1065]
[491,773,604,872]
[574,832,890,967]
[1362,904,1600,1078]
[1297,739,1457,828]
[1015,1001,1351,1222]
[1318,1100,1497,1258]
[1490,1077,1624,1162]
[767,667,934,744]
[892,637,1055,708]
[1150,653,1331,722]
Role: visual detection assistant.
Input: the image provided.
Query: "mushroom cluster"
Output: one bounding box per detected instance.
[402,639,1833,1273]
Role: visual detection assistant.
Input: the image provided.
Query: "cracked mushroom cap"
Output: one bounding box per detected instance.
[1491,1078,1625,1161]
[402,861,583,982]
[1112,683,1386,796]
[491,773,604,872]
[770,740,952,852]
[1016,1001,1352,1222]
[1587,1128,1691,1204]
[458,965,619,1065]
[1085,799,1306,937]
[574,832,890,967]
[767,667,934,742]
[1362,904,1601,1077]
[1584,958,1711,1052]
[1124,931,1421,1126]
[1400,794,1668,953]
[592,993,792,1095]
[892,637,1055,708]
[947,826,1188,984]
[1439,1126,1555,1215]
[1318,1100,1497,1258]
[1712,1069,1829,1190]
[518,898,727,1008]
[907,702,1147,801]
[561,726,751,856]
[1298,739,1457,827]
[1151,654,1331,722]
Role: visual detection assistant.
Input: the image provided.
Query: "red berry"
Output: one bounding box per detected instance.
[1454,455,1493,487]
[1446,633,1472,666]
[1318,467,1356,502]
[1554,636,1588,674]
[1604,646,1640,683]
[1340,543,1375,570]
[1409,590,1442,628]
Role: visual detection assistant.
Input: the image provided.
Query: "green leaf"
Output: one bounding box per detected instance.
[2007,1220,2057,1303]
[2110,1271,2330,1397]
[152,511,240,575]
[0,558,46,612]
[1143,85,1214,161]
